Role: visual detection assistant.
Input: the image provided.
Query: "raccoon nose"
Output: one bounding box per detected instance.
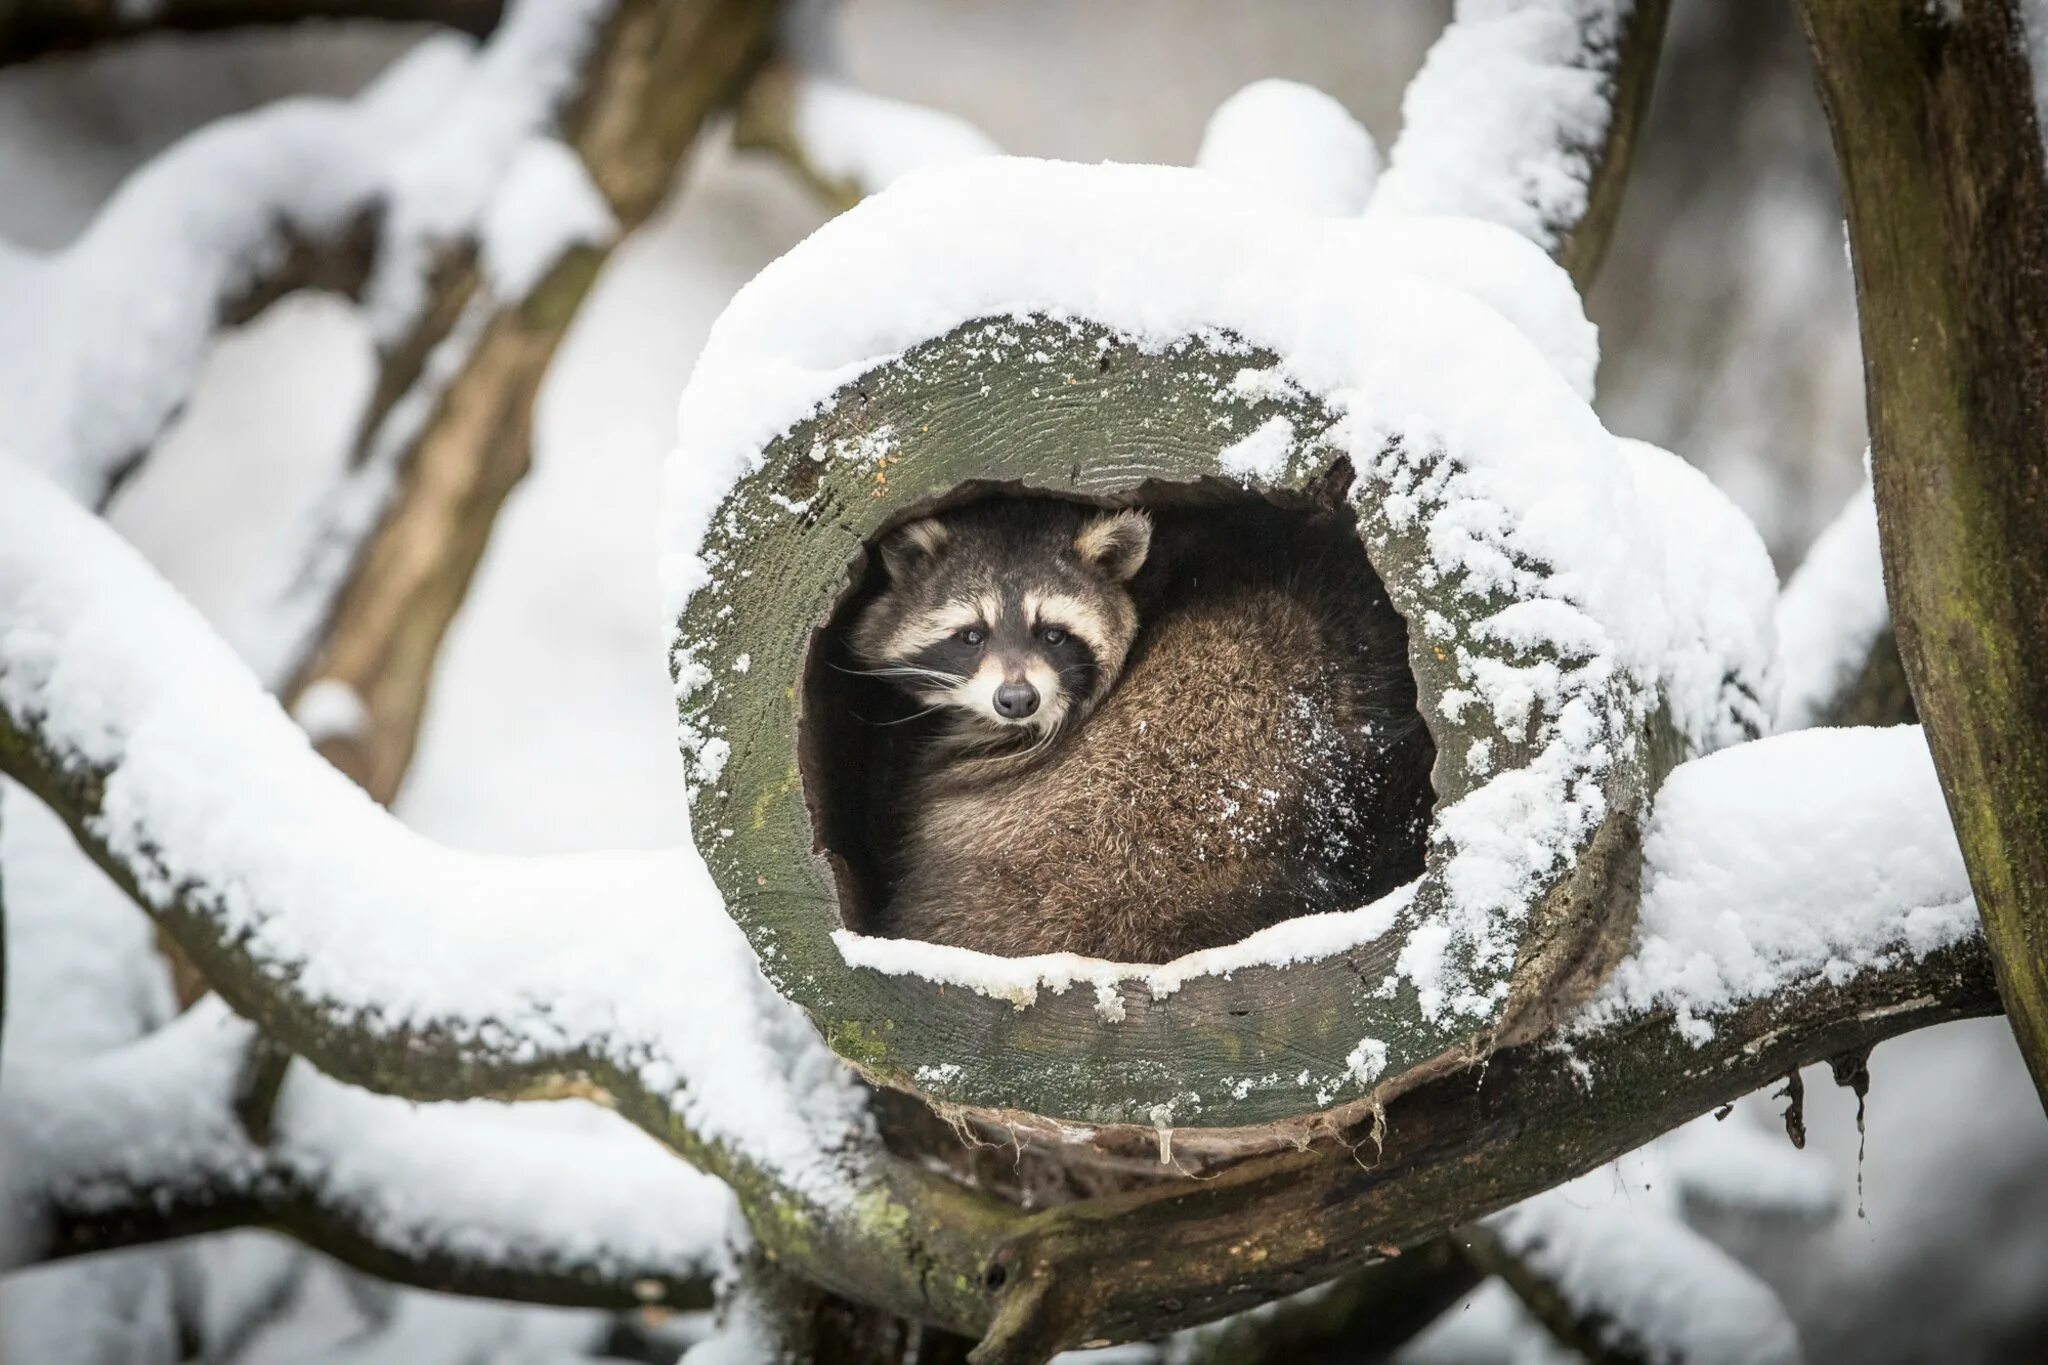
[993,681,1040,720]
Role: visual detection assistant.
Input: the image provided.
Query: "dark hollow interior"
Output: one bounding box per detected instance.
[798,473,1439,946]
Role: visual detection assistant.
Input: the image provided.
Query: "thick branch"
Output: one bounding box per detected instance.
[1799,0,2048,1108]
[0,0,503,65]
[3,1003,727,1310]
[282,0,782,798]
[0,465,1998,1357]
[1373,0,1670,289]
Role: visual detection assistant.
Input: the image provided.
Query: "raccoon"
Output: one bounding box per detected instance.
[846,494,1433,963]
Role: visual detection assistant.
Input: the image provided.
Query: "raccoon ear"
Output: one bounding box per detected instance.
[1075,509,1151,582]
[877,518,951,580]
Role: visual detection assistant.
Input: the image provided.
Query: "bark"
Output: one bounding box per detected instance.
[1799,0,2048,1109]
[1556,0,1670,290]
[284,0,782,799]
[1172,1240,1481,1365]
[0,0,503,65]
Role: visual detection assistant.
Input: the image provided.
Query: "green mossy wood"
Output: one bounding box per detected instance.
[677,315,1662,1130]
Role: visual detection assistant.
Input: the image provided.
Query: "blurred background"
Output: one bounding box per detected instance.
[1,2,2041,1361]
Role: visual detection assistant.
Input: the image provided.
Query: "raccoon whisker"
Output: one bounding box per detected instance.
[831,661,963,685]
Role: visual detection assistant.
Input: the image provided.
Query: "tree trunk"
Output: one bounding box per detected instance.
[1799,0,2048,1109]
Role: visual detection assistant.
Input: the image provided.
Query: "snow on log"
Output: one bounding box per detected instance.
[1372,0,1669,285]
[663,158,1774,1130]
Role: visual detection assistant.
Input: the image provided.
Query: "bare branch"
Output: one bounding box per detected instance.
[1799,0,2048,1109]
[1373,0,1671,289]
[0,0,504,67]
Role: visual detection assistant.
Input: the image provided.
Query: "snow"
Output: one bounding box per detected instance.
[1216,413,1297,480]
[291,677,367,743]
[1194,79,1382,216]
[1582,725,1978,1041]
[1489,1193,1804,1364]
[1773,476,1888,731]
[479,138,618,301]
[0,456,872,1208]
[663,156,1768,1029]
[0,0,611,506]
[785,74,1001,195]
[1373,0,1631,251]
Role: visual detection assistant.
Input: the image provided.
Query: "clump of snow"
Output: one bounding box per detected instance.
[1217,413,1297,480]
[1619,437,1778,749]
[1194,78,1381,216]
[1583,725,1978,1041]
[664,156,1768,1036]
[1774,475,1888,731]
[787,74,1000,196]
[291,677,368,743]
[479,137,617,300]
[1372,0,1629,251]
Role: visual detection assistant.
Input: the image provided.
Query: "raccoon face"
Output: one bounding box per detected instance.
[848,501,1151,745]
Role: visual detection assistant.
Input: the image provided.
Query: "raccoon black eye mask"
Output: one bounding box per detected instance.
[846,497,1432,964]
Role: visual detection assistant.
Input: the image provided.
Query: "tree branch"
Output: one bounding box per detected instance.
[0,462,1999,1356]
[0,0,505,66]
[3,999,730,1309]
[1798,0,2048,1109]
[1372,0,1670,289]
[281,0,783,798]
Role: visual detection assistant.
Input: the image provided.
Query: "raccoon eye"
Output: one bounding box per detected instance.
[957,626,987,647]
[1038,626,1068,647]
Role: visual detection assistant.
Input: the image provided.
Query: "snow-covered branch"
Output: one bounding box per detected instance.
[732,57,999,211]
[0,456,1021,1337]
[0,445,2005,1357]
[0,0,616,510]
[1,999,735,1309]
[1373,0,1669,285]
[0,1,504,67]
[278,0,785,797]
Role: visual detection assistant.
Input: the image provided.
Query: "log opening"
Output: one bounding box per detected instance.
[800,477,1441,950]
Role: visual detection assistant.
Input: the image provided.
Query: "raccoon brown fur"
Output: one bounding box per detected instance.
[846,495,1434,963]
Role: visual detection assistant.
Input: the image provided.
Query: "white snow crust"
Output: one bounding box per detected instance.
[1583,725,1978,1041]
[1373,0,1630,250]
[664,156,1766,1027]
[1194,78,1382,216]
